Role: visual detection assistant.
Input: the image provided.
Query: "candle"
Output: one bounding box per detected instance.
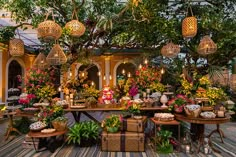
[70,94,73,99]
[204,147,208,154]
[186,145,190,153]
[217,111,224,117]
[143,92,147,98]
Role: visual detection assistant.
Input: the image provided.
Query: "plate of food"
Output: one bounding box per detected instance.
[29,121,47,131]
[70,103,86,108]
[41,128,56,134]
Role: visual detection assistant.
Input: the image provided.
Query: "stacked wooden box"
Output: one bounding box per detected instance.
[22,134,40,150]
[101,116,147,152]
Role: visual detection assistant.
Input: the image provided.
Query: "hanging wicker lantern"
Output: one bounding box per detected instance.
[161,42,180,58]
[65,20,86,37]
[46,44,67,65]
[197,35,217,55]
[37,20,62,41]
[33,53,49,69]
[182,3,197,38]
[9,38,24,57]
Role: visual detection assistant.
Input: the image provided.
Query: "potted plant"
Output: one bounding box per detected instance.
[156,130,174,154]
[52,116,68,131]
[67,121,100,147]
[101,114,122,133]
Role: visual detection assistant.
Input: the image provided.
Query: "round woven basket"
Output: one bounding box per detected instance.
[65,20,86,37]
[182,16,197,38]
[37,20,62,41]
[9,38,24,56]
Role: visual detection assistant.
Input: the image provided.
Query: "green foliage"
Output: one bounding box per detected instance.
[0,26,15,43]
[156,129,173,154]
[67,121,100,145]
[13,117,32,134]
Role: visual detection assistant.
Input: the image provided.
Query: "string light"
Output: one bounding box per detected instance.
[139,64,142,69]
[161,68,165,74]
[91,81,94,86]
[144,58,148,64]
[97,71,101,76]
[58,86,61,92]
[103,74,106,80]
[122,69,125,75]
[127,72,131,78]
[82,72,85,77]
[109,73,112,80]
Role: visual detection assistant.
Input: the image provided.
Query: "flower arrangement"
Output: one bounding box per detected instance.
[150,81,165,93]
[36,84,57,102]
[129,85,139,97]
[101,114,122,132]
[135,64,161,91]
[83,85,100,99]
[18,93,37,108]
[113,78,127,99]
[124,100,141,115]
[102,86,114,104]
[205,87,227,105]
[168,94,193,113]
[37,104,64,125]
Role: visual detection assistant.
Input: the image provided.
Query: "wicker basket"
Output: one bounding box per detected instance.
[197,35,217,55]
[161,42,180,58]
[46,44,67,65]
[9,38,24,56]
[52,121,68,131]
[184,106,201,118]
[37,20,62,41]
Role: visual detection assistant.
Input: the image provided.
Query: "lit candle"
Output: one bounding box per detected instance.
[139,64,142,69]
[186,145,190,153]
[127,72,131,78]
[69,72,72,77]
[217,111,224,117]
[144,59,148,64]
[70,94,73,99]
[58,86,61,92]
[91,81,94,86]
[143,92,147,98]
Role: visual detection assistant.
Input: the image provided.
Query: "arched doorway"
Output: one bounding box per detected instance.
[7,60,24,102]
[116,62,136,83]
[78,64,99,89]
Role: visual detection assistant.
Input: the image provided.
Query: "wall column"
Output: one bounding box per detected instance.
[0,49,2,102]
[104,57,110,86]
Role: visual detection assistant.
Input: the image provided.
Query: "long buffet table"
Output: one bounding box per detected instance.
[64,104,168,123]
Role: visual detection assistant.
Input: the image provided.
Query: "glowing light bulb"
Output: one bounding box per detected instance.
[69,72,72,77]
[103,75,106,80]
[97,71,101,76]
[122,69,125,74]
[161,68,165,74]
[91,81,94,86]
[128,72,131,78]
[144,59,148,64]
[58,86,61,92]
[82,72,85,77]
[139,64,142,69]
[109,74,112,80]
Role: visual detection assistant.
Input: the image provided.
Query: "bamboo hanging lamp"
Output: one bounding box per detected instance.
[37,11,62,41]
[182,1,197,38]
[197,35,217,55]
[33,53,49,69]
[46,42,67,65]
[65,2,86,37]
[9,29,24,57]
[161,42,180,58]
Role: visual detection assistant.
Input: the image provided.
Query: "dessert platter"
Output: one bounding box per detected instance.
[154,113,175,121]
[29,121,47,131]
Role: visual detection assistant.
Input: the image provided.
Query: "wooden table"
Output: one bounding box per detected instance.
[175,114,230,153]
[65,104,168,123]
[28,129,67,152]
[4,112,22,140]
[150,118,180,152]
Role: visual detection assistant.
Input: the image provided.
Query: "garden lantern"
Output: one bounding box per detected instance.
[33,53,49,69]
[197,35,217,55]
[46,43,67,65]
[161,42,180,58]
[9,38,24,57]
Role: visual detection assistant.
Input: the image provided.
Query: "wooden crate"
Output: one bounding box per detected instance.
[121,116,147,133]
[101,131,145,152]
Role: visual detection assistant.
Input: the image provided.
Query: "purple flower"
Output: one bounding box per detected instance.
[129,85,139,97]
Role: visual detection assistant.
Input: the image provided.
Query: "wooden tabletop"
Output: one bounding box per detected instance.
[150,117,180,125]
[175,114,231,124]
[65,104,168,111]
[28,129,67,138]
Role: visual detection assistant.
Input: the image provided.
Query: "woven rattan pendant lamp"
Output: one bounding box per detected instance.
[37,11,62,41]
[182,1,197,38]
[65,1,86,37]
[9,38,24,57]
[161,42,180,58]
[33,53,49,69]
[197,35,217,55]
[46,42,67,65]
[9,29,24,57]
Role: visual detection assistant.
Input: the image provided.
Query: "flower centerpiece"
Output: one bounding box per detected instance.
[129,85,139,99]
[102,86,114,104]
[168,94,193,113]
[101,114,122,133]
[123,100,142,119]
